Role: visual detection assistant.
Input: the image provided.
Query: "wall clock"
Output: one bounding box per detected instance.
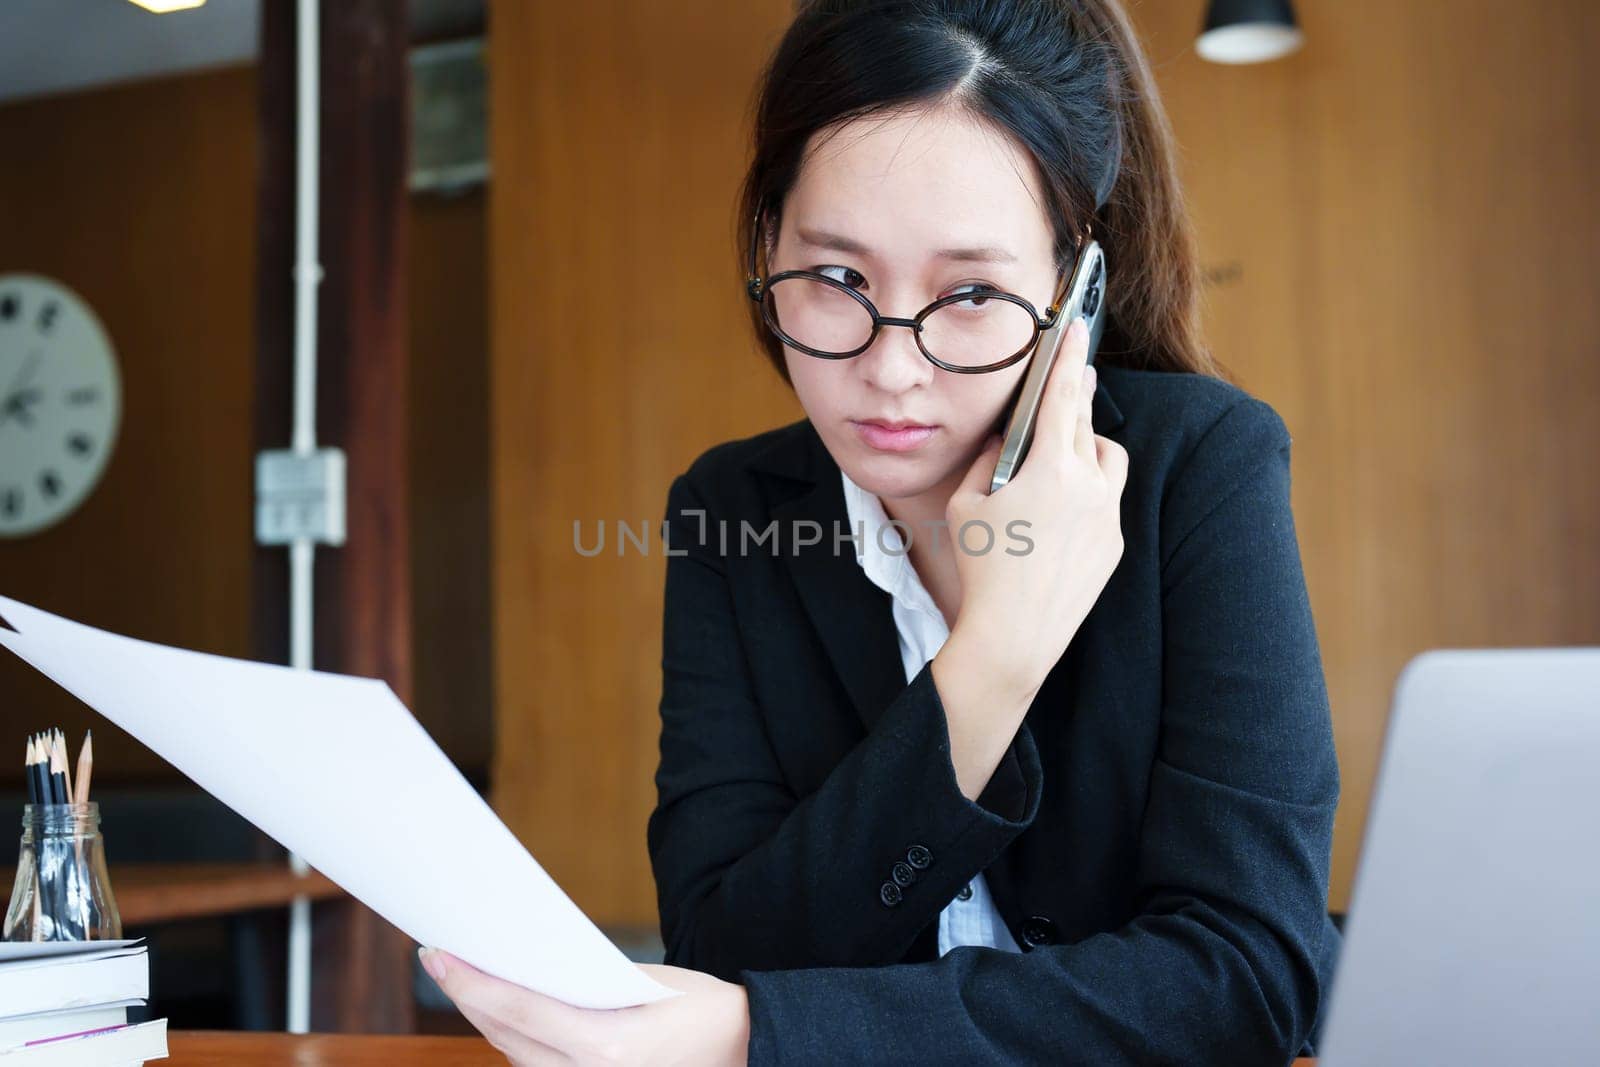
[0,274,121,538]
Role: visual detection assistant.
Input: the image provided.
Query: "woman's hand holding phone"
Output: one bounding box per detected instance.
[931,317,1128,800]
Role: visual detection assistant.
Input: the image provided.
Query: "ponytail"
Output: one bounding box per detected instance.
[1066,0,1221,376]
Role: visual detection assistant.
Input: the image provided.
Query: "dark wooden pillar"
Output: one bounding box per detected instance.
[253,0,415,1034]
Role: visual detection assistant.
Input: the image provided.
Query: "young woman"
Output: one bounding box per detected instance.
[423,1,1341,1063]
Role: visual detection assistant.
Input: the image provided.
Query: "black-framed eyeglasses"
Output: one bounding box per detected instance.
[745,210,1084,374]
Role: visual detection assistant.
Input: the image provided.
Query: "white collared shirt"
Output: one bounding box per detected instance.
[839,467,1023,957]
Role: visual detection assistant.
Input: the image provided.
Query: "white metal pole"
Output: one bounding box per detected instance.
[286,0,323,1036]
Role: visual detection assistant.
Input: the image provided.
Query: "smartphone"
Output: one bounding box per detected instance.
[989,241,1107,494]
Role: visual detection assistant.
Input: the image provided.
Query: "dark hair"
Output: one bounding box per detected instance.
[737,0,1225,386]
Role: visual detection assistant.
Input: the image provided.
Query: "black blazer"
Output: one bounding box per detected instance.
[647,365,1341,1066]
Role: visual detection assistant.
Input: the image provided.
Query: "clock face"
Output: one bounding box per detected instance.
[0,274,121,538]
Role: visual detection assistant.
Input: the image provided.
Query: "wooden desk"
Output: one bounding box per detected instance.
[170,1032,502,1063]
[167,1032,1320,1063]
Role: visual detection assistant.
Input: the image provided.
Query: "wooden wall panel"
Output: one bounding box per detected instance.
[0,68,260,782]
[1126,0,1600,910]
[0,64,494,789]
[488,1,800,924]
[409,189,492,778]
[490,0,1600,925]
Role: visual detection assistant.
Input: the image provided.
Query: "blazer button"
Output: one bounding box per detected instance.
[956,883,973,902]
[906,845,933,870]
[879,882,903,908]
[1021,915,1057,948]
[891,861,916,888]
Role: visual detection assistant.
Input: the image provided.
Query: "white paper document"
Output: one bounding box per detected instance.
[0,594,674,1010]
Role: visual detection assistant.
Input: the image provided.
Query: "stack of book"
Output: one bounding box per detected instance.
[0,940,167,1064]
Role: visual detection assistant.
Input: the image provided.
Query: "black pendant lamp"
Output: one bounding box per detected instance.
[1197,0,1304,64]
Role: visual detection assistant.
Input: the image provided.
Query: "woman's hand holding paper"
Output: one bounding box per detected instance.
[421,948,749,1066]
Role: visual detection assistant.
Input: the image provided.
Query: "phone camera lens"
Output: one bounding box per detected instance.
[1083,285,1101,317]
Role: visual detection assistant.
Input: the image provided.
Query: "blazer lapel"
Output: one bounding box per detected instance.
[749,420,906,733]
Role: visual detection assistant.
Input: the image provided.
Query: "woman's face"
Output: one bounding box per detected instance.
[771,104,1060,504]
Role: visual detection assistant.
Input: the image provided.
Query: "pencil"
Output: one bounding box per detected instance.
[25,734,52,938]
[74,730,93,807]
[30,733,42,802]
[53,730,73,805]
[48,734,68,806]
[28,735,49,808]
[24,737,39,806]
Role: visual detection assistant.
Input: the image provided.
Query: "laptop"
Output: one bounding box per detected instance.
[1319,648,1600,1065]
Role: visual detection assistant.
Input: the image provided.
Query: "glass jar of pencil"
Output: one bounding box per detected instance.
[4,728,120,941]
[4,803,122,941]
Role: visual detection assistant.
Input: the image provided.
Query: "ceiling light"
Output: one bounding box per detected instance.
[1197,0,1304,64]
[126,0,208,12]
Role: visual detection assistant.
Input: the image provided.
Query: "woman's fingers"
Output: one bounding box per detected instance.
[1032,316,1092,473]
[955,432,1006,500]
[1097,435,1129,494]
[457,1002,567,1066]
[1073,362,1098,468]
[423,948,589,1056]
[425,954,748,1067]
